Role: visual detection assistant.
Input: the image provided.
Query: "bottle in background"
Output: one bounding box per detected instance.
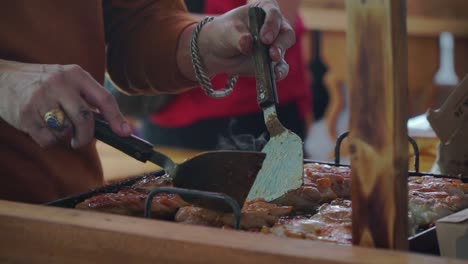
[432,32,459,108]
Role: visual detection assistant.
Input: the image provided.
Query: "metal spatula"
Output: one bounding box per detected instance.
[246,7,304,202]
[94,116,265,211]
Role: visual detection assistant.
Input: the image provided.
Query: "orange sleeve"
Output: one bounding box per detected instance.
[103,0,197,95]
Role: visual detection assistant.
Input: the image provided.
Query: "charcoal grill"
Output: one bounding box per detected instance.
[47,132,467,256]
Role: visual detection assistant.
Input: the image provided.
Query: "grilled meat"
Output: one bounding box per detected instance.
[264,176,468,242]
[131,174,173,191]
[76,173,187,219]
[74,164,468,244]
[175,206,225,227]
[236,199,294,229]
[266,199,352,245]
[175,199,293,230]
[75,189,188,219]
[273,163,351,211]
[408,176,468,230]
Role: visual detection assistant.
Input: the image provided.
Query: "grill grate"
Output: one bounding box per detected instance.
[47,132,467,255]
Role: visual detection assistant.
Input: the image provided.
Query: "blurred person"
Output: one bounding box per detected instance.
[0,0,295,203]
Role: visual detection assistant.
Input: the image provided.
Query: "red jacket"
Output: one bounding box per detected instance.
[150,0,311,127]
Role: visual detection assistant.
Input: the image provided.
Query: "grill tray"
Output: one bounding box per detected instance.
[47,160,448,256]
[48,132,468,256]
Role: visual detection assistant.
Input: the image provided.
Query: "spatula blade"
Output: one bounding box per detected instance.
[172,150,266,211]
[246,131,303,202]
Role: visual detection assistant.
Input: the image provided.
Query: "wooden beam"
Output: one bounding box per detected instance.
[0,200,462,264]
[299,0,468,37]
[301,0,468,19]
[346,0,409,249]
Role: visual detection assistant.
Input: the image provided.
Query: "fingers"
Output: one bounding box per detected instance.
[23,115,58,148]
[198,1,295,79]
[273,59,289,81]
[56,92,94,149]
[65,65,132,138]
[37,64,130,149]
[30,126,57,148]
[4,62,130,149]
[269,21,295,62]
[34,65,94,149]
[247,1,295,79]
[39,104,74,141]
[256,0,282,45]
[251,0,295,63]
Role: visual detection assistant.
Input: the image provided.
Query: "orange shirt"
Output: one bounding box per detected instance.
[0,0,195,203]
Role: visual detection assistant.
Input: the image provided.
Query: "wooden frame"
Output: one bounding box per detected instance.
[0,200,465,264]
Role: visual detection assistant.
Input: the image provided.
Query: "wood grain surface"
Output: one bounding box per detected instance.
[97,141,200,182]
[300,0,468,36]
[0,200,464,264]
[347,0,409,249]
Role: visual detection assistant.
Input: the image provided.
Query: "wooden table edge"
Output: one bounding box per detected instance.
[0,200,462,264]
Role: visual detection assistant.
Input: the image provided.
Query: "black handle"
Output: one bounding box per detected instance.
[248,7,278,108]
[94,115,154,163]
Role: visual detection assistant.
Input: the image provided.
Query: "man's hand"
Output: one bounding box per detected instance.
[0,59,132,148]
[177,0,295,82]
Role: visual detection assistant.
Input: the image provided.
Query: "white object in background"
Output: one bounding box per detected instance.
[306,91,437,163]
[434,32,459,86]
[305,119,336,162]
[305,83,349,164]
[407,114,436,138]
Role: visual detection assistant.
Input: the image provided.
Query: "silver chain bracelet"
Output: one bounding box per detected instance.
[190,16,238,98]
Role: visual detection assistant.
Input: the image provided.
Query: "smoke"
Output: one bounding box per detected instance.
[216,119,268,152]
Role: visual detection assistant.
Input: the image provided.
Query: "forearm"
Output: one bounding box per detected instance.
[176,24,198,83]
[190,13,207,21]
[105,0,198,95]
[178,11,242,81]
[176,18,220,83]
[176,11,238,82]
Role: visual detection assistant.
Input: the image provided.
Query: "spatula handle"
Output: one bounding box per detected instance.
[249,6,279,108]
[94,114,154,163]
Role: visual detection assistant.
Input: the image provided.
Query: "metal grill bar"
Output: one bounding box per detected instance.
[144,187,242,230]
[334,131,420,172]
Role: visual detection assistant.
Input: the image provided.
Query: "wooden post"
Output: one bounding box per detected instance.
[346,0,409,249]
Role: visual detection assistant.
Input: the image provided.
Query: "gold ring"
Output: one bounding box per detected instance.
[44,108,66,131]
